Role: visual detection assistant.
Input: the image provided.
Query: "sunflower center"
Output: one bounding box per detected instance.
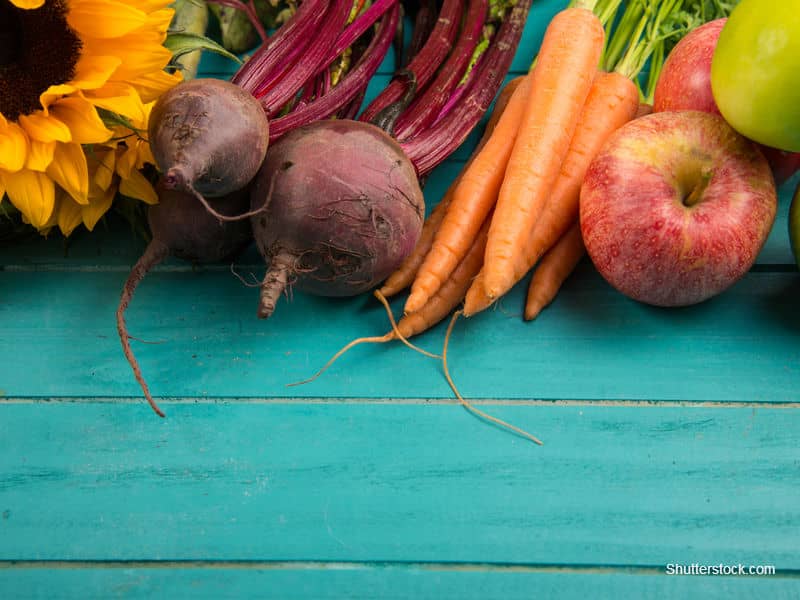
[0,0,83,122]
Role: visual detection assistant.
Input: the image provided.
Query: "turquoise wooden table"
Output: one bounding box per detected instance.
[2,1,800,597]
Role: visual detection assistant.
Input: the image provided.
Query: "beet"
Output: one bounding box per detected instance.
[147,78,270,214]
[117,182,253,416]
[249,119,424,318]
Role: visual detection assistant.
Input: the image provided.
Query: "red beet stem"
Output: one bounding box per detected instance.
[401,0,532,176]
[403,0,439,68]
[259,0,353,115]
[231,0,329,95]
[326,0,397,67]
[394,0,488,139]
[358,0,465,124]
[267,4,400,140]
[116,240,171,417]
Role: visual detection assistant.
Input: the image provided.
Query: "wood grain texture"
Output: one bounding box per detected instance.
[1,1,799,597]
[1,564,797,600]
[0,264,798,402]
[1,404,798,566]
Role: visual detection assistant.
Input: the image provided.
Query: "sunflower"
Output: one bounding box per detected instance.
[0,0,181,234]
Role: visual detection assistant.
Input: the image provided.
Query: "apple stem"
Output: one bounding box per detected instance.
[683,171,713,207]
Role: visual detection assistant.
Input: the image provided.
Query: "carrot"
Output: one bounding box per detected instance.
[463,69,639,316]
[379,188,453,297]
[293,213,492,386]
[523,221,585,321]
[402,73,533,314]
[481,5,604,300]
[379,76,525,298]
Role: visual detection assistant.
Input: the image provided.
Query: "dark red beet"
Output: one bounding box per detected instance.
[117,182,253,416]
[249,120,424,318]
[148,78,270,208]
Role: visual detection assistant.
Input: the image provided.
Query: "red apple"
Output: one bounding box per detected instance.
[579,111,777,307]
[653,18,800,186]
[653,19,726,115]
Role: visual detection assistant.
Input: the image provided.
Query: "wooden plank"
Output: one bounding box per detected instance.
[0,564,796,600]
[0,264,798,402]
[1,404,798,565]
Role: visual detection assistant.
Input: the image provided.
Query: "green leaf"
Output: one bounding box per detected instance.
[164,31,242,66]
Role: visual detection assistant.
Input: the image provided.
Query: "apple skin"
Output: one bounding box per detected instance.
[652,17,800,186]
[579,111,777,307]
[653,19,726,115]
[790,181,800,269]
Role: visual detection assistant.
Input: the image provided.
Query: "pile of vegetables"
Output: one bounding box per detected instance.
[117,0,775,431]
[118,0,536,415]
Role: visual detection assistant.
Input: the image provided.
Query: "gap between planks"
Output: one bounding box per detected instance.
[2,397,800,408]
[0,560,797,578]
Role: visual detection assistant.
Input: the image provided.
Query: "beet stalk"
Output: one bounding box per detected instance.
[402,0,439,68]
[267,4,400,140]
[399,0,533,176]
[358,0,465,124]
[230,0,330,94]
[256,0,352,115]
[394,0,489,139]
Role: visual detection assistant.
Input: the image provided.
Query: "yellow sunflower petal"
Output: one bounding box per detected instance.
[91,148,117,191]
[71,55,123,91]
[82,183,117,231]
[83,82,146,123]
[5,170,56,229]
[119,169,159,205]
[25,139,56,172]
[67,0,149,39]
[39,84,77,111]
[129,70,183,104]
[0,122,29,172]
[115,0,173,12]
[0,172,6,200]
[18,112,71,143]
[115,145,138,179]
[46,143,89,205]
[57,195,85,237]
[83,35,172,80]
[9,0,45,8]
[142,8,175,34]
[134,139,156,169]
[49,97,112,144]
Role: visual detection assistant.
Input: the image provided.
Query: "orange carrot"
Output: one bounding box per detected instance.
[402,74,533,314]
[482,5,604,300]
[293,214,492,386]
[523,221,585,321]
[379,188,454,297]
[463,69,639,317]
[379,76,524,298]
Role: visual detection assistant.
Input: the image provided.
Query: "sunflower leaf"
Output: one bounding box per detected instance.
[164,31,242,66]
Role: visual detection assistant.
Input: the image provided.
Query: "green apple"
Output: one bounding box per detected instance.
[710,0,800,152]
[790,181,800,268]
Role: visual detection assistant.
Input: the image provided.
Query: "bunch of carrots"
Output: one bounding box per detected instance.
[300,0,690,443]
[384,0,685,325]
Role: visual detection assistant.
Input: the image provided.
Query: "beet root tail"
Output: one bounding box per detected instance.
[258,251,294,319]
[116,240,171,417]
